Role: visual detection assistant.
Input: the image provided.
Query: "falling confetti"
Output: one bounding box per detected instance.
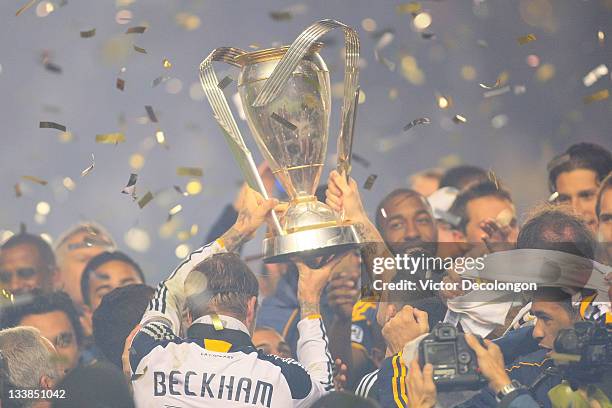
[22,175,48,186]
[483,86,511,98]
[452,114,467,124]
[125,26,147,34]
[517,34,536,45]
[137,191,154,209]
[176,167,203,177]
[116,78,125,91]
[162,58,172,69]
[403,117,431,131]
[437,95,452,109]
[43,62,62,74]
[80,29,96,38]
[583,89,609,104]
[548,191,559,202]
[145,106,158,123]
[173,185,189,196]
[396,2,421,14]
[133,45,147,54]
[121,173,138,197]
[488,169,499,190]
[479,77,502,90]
[217,75,233,90]
[155,130,165,144]
[421,32,436,40]
[152,76,169,87]
[269,11,292,21]
[352,153,371,168]
[14,183,22,198]
[380,208,387,218]
[81,154,95,177]
[15,0,36,16]
[39,121,66,132]
[168,204,183,220]
[96,133,125,144]
[363,174,378,190]
[271,112,297,131]
[597,30,605,45]
[583,64,608,87]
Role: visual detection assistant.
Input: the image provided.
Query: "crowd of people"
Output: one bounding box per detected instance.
[0,141,611,408]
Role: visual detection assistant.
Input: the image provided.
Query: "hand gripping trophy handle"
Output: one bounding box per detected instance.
[199,47,283,235]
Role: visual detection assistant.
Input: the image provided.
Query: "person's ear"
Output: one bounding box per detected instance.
[246,296,258,332]
[40,374,55,390]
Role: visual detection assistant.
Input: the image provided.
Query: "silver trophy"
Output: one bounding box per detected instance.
[199,19,361,263]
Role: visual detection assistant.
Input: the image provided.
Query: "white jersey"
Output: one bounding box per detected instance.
[129,239,334,408]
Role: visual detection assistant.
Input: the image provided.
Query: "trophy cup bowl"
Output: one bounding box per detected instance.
[236,44,359,263]
[199,19,362,264]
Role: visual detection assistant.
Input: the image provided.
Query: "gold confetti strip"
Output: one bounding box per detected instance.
[452,114,467,124]
[517,34,536,45]
[583,64,608,87]
[133,45,147,54]
[116,78,125,91]
[162,58,172,69]
[479,77,501,90]
[145,105,158,123]
[152,76,169,87]
[40,121,66,132]
[363,174,378,190]
[14,183,22,197]
[177,167,203,177]
[81,154,95,177]
[126,26,147,34]
[271,112,297,131]
[583,89,609,104]
[396,2,421,14]
[173,185,189,196]
[22,175,48,186]
[437,95,452,109]
[137,191,154,209]
[15,0,36,16]
[96,133,125,144]
[168,204,183,220]
[217,75,233,90]
[403,117,431,131]
[80,29,96,38]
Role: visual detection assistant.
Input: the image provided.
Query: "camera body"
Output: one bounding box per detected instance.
[552,321,612,388]
[418,323,487,391]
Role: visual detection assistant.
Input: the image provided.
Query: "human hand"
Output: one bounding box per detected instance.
[122,324,141,383]
[381,305,429,354]
[439,270,464,300]
[327,252,361,321]
[233,161,275,211]
[326,170,367,223]
[465,333,511,393]
[296,253,347,319]
[407,359,437,408]
[333,358,348,391]
[479,217,516,253]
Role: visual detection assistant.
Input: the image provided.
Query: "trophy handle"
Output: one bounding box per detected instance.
[199,47,284,236]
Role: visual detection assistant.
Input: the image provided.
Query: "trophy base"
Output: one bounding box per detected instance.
[262,224,361,264]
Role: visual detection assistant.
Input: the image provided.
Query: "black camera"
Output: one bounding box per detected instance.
[551,321,612,389]
[418,323,487,391]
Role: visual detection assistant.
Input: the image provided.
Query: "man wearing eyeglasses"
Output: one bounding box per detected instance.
[2,290,84,374]
[0,232,57,296]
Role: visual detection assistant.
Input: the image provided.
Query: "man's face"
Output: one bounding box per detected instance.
[88,260,143,311]
[253,329,292,359]
[56,231,111,306]
[555,169,599,232]
[20,311,80,373]
[0,244,53,295]
[464,196,518,243]
[531,300,575,349]
[597,188,612,262]
[380,194,437,255]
